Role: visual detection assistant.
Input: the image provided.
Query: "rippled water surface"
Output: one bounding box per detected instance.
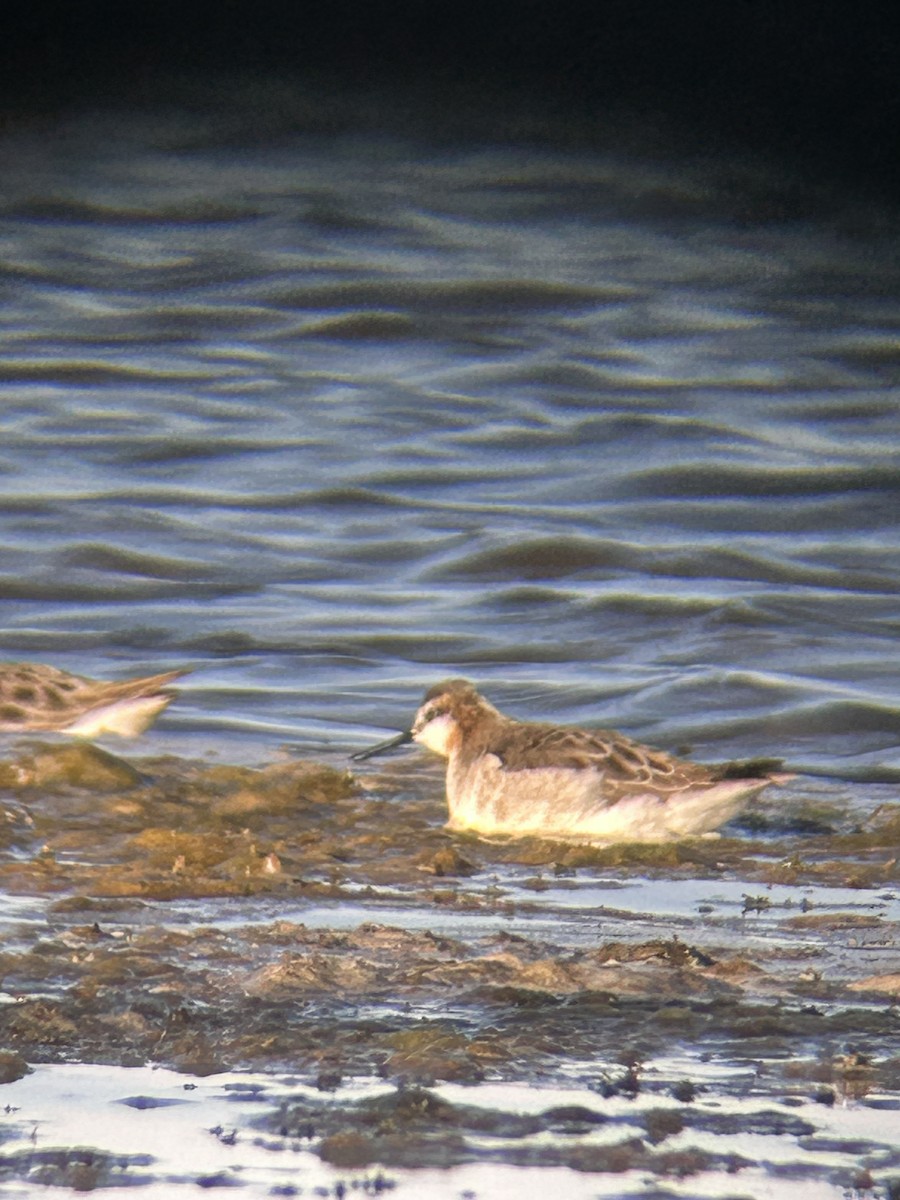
[2,103,899,771]
[1,97,899,1197]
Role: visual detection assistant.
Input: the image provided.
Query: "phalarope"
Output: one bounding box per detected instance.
[0,663,186,738]
[352,678,791,842]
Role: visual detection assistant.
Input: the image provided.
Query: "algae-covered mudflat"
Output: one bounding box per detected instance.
[0,743,897,1197]
[2,56,900,1197]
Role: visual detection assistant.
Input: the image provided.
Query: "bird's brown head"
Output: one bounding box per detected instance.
[410,679,500,757]
[350,678,499,763]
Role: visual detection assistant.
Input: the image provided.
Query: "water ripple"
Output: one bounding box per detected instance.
[0,113,897,779]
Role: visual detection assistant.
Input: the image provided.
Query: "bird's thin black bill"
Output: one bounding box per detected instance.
[350,730,414,762]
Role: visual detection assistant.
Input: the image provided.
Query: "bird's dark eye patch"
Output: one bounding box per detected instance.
[423,707,442,723]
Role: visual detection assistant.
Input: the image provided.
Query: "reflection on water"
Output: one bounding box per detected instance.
[0,104,898,781]
[1,1060,897,1199]
[1,95,899,1199]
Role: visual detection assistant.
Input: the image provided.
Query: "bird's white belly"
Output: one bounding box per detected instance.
[65,694,171,738]
[445,755,762,842]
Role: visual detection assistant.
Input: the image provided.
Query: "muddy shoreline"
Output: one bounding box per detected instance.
[1,742,898,1195]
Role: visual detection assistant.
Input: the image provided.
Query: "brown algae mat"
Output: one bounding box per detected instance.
[0,742,898,1193]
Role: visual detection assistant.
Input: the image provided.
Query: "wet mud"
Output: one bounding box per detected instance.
[0,742,898,1196]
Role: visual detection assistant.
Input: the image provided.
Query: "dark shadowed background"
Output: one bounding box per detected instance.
[1,1,899,775]
[3,1,899,193]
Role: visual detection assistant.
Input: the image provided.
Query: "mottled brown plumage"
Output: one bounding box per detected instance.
[354,678,791,842]
[0,663,186,737]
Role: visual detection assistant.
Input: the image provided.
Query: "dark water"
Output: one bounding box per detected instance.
[1,93,900,1197]
[2,100,899,789]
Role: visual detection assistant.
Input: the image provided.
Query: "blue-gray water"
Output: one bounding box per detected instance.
[1,101,899,788]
